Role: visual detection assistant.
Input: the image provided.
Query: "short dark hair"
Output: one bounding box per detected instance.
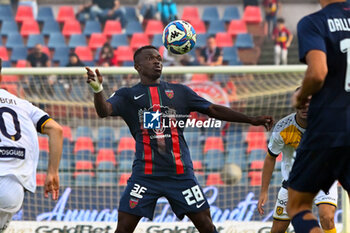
[133,45,158,63]
[277,18,285,24]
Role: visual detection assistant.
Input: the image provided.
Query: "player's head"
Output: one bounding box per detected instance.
[277,18,285,29]
[295,87,309,120]
[206,36,217,50]
[134,45,163,81]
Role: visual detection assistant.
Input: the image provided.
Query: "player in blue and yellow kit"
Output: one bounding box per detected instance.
[288,1,350,232]
[86,45,273,233]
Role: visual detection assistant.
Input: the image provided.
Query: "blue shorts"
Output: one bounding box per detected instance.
[118,173,210,220]
[289,147,350,193]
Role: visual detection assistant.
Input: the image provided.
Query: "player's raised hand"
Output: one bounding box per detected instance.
[86,67,103,93]
[44,172,60,200]
[251,116,274,131]
[292,89,311,110]
[258,191,268,216]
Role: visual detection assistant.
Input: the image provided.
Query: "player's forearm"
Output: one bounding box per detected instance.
[94,92,112,118]
[206,104,253,124]
[44,121,63,173]
[261,154,276,193]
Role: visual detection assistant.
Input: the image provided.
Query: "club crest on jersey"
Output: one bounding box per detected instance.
[165,89,174,99]
[276,206,283,216]
[129,197,139,209]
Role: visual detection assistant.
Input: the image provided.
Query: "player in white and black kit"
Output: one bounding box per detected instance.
[0,59,63,231]
[258,102,338,233]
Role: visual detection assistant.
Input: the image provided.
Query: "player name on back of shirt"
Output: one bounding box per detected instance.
[0,97,17,105]
[328,18,350,32]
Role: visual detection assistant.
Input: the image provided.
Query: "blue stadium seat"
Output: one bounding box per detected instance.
[235,33,254,48]
[195,172,205,186]
[68,34,87,49]
[207,20,226,35]
[223,46,241,65]
[97,161,116,171]
[59,172,73,186]
[96,172,118,185]
[83,20,102,36]
[119,126,132,137]
[37,7,54,22]
[52,46,70,64]
[48,32,66,49]
[0,5,13,22]
[125,21,143,36]
[271,171,282,185]
[10,46,27,62]
[27,34,45,48]
[118,160,133,172]
[124,7,139,24]
[189,146,202,161]
[122,61,134,66]
[76,150,94,162]
[204,150,225,172]
[226,148,247,168]
[75,173,95,186]
[203,128,221,137]
[248,149,266,163]
[1,20,18,37]
[37,151,48,170]
[202,7,219,23]
[2,61,11,67]
[152,34,163,48]
[240,171,248,185]
[59,158,73,171]
[222,6,240,22]
[110,34,129,48]
[75,126,94,139]
[97,140,114,150]
[42,20,60,36]
[98,127,116,141]
[195,34,208,48]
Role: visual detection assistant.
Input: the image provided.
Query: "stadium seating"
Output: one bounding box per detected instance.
[215,33,234,48]
[1,20,18,37]
[76,150,94,162]
[27,34,45,48]
[75,173,95,186]
[97,127,116,141]
[0,5,13,22]
[115,46,133,63]
[15,60,27,68]
[48,32,66,49]
[124,7,139,23]
[222,6,240,22]
[195,172,205,186]
[207,20,226,35]
[10,47,27,62]
[117,137,136,153]
[37,7,54,22]
[248,149,266,163]
[20,20,40,37]
[1,75,18,82]
[202,6,219,23]
[145,20,164,36]
[15,5,34,23]
[246,126,267,153]
[42,20,61,36]
[242,6,262,24]
[188,19,206,34]
[74,137,94,154]
[206,173,224,186]
[0,47,9,61]
[228,20,248,36]
[60,172,73,186]
[125,21,143,36]
[249,160,264,170]
[62,20,82,37]
[52,46,70,65]
[223,46,240,64]
[37,151,48,170]
[96,149,116,166]
[68,34,87,49]
[118,173,131,185]
[248,171,262,186]
[57,6,75,23]
[226,148,247,168]
[110,34,129,48]
[195,34,208,48]
[75,46,93,62]
[103,20,122,37]
[152,34,163,48]
[83,20,102,36]
[192,160,203,171]
[97,161,115,171]
[235,34,254,48]
[130,33,150,49]
[75,126,94,139]
[6,33,24,49]
[191,73,209,82]
[38,136,49,152]
[203,137,224,154]
[88,33,107,50]
[181,6,200,22]
[96,172,118,186]
[36,173,46,186]
[204,150,225,171]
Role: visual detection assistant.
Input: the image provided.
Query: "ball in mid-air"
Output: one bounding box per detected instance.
[220,163,242,185]
[162,20,196,55]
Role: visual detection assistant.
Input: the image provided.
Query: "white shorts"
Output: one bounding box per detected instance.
[273,181,338,221]
[0,175,25,230]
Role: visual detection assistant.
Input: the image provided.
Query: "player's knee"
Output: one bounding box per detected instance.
[319,212,335,229]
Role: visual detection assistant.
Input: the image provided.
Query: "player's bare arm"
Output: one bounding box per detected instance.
[258,153,277,215]
[205,104,274,130]
[41,119,63,200]
[86,67,113,118]
[293,50,327,109]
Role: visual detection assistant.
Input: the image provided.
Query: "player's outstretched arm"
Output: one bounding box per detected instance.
[258,153,277,215]
[205,104,274,130]
[85,67,113,118]
[42,119,63,200]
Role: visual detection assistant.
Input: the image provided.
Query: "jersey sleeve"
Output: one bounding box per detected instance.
[28,102,51,133]
[297,16,326,63]
[184,85,212,113]
[106,89,126,117]
[267,130,285,157]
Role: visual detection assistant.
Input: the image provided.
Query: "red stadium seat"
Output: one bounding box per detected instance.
[16,60,27,68]
[158,46,165,57]
[88,33,107,50]
[248,171,262,186]
[181,6,200,22]
[117,137,136,154]
[203,137,224,154]
[130,33,150,50]
[74,137,94,154]
[103,20,122,37]
[38,136,49,152]
[15,5,34,23]
[206,173,224,186]
[0,47,9,61]
[145,20,164,36]
[0,84,18,95]
[75,46,93,61]
[118,173,131,185]
[215,33,233,47]
[36,173,46,186]
[242,6,262,24]
[246,126,267,153]
[62,125,72,141]
[96,149,116,166]
[188,19,206,34]
[1,75,18,82]
[228,20,248,36]
[20,20,40,37]
[115,46,133,62]
[62,20,82,37]
[75,160,94,170]
[250,160,264,170]
[57,6,75,23]
[191,74,209,82]
[192,160,203,171]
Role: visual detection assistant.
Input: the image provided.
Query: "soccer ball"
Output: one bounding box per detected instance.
[220,163,242,185]
[162,20,197,55]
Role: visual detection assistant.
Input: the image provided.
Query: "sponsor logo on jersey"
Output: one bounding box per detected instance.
[165,90,174,99]
[276,206,283,216]
[129,197,139,209]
